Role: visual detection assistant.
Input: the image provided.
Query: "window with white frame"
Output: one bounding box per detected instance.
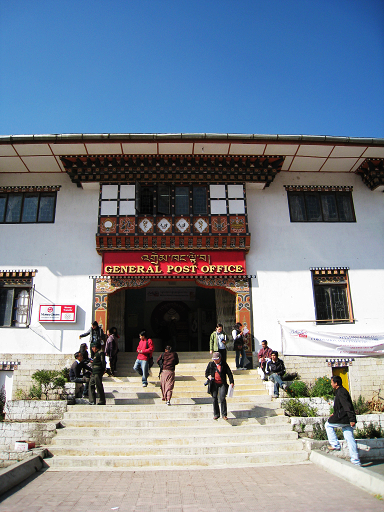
[210,184,245,215]
[0,276,33,327]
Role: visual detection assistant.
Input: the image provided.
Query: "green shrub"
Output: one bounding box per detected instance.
[353,395,370,416]
[286,381,310,398]
[32,369,67,400]
[282,398,318,417]
[60,367,70,382]
[310,376,333,399]
[355,422,384,439]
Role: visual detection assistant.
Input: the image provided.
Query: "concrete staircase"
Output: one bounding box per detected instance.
[47,352,308,470]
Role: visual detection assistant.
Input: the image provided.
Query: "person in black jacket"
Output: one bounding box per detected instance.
[325,375,361,466]
[69,352,92,398]
[88,342,106,405]
[265,351,288,398]
[205,352,234,420]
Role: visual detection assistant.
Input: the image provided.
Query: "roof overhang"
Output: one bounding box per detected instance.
[1,133,384,190]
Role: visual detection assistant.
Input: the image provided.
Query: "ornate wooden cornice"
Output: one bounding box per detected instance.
[356,159,384,190]
[95,234,251,255]
[61,154,285,187]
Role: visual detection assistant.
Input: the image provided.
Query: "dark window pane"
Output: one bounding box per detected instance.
[336,194,354,222]
[193,186,207,215]
[321,194,338,221]
[305,194,322,221]
[0,195,6,222]
[289,193,306,221]
[157,186,170,214]
[5,194,22,223]
[140,187,154,214]
[331,287,349,320]
[175,187,189,215]
[314,286,332,321]
[38,194,56,222]
[22,194,39,222]
[0,288,14,326]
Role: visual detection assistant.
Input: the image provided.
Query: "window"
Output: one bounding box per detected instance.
[133,185,207,215]
[311,268,353,324]
[286,187,355,222]
[0,274,33,327]
[0,191,57,224]
[209,184,245,214]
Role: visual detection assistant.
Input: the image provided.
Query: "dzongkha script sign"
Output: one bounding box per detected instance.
[39,305,77,323]
[281,323,384,357]
[102,251,246,277]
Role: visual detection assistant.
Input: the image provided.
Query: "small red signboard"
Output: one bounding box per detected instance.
[39,305,77,323]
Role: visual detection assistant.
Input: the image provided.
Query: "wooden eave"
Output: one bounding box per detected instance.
[60,154,285,186]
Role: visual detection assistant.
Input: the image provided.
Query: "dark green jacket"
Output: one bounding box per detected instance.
[91,350,106,375]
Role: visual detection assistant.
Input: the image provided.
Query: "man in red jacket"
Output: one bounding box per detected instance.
[133,330,154,387]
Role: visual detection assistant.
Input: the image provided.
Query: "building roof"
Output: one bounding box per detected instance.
[1,133,384,189]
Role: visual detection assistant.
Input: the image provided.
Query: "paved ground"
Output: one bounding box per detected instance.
[0,463,383,512]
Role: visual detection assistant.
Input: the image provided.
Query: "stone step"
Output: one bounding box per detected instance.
[68,400,278,412]
[51,430,298,446]
[61,414,287,428]
[48,439,303,457]
[63,408,284,421]
[96,396,273,405]
[99,390,267,399]
[53,421,293,439]
[102,381,264,389]
[46,450,309,470]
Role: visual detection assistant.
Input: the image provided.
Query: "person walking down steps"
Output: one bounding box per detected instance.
[133,330,154,387]
[205,352,234,420]
[157,345,179,405]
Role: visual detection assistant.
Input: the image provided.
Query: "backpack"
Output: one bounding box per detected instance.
[157,352,164,379]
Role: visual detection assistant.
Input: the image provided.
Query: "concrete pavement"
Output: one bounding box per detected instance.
[1,463,383,512]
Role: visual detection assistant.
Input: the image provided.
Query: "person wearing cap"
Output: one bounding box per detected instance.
[88,342,106,405]
[205,352,234,420]
[209,323,228,363]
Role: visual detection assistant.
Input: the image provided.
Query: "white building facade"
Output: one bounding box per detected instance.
[0,134,383,400]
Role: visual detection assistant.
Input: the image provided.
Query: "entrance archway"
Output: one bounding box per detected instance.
[93,276,253,354]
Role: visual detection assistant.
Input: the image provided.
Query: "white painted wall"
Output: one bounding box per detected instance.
[2,170,383,357]
[246,172,384,352]
[0,174,101,354]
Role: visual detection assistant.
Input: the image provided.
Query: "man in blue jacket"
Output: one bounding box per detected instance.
[325,375,361,466]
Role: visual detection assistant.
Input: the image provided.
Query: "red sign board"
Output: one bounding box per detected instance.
[102,251,246,277]
[39,304,77,323]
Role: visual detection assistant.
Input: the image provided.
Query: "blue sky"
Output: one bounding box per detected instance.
[0,0,383,137]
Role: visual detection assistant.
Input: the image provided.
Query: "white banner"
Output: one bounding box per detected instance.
[281,323,384,357]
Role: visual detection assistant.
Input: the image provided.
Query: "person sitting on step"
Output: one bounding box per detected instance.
[264,351,288,398]
[69,351,92,398]
[258,339,273,378]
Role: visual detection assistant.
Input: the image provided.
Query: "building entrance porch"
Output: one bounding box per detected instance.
[93,276,253,354]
